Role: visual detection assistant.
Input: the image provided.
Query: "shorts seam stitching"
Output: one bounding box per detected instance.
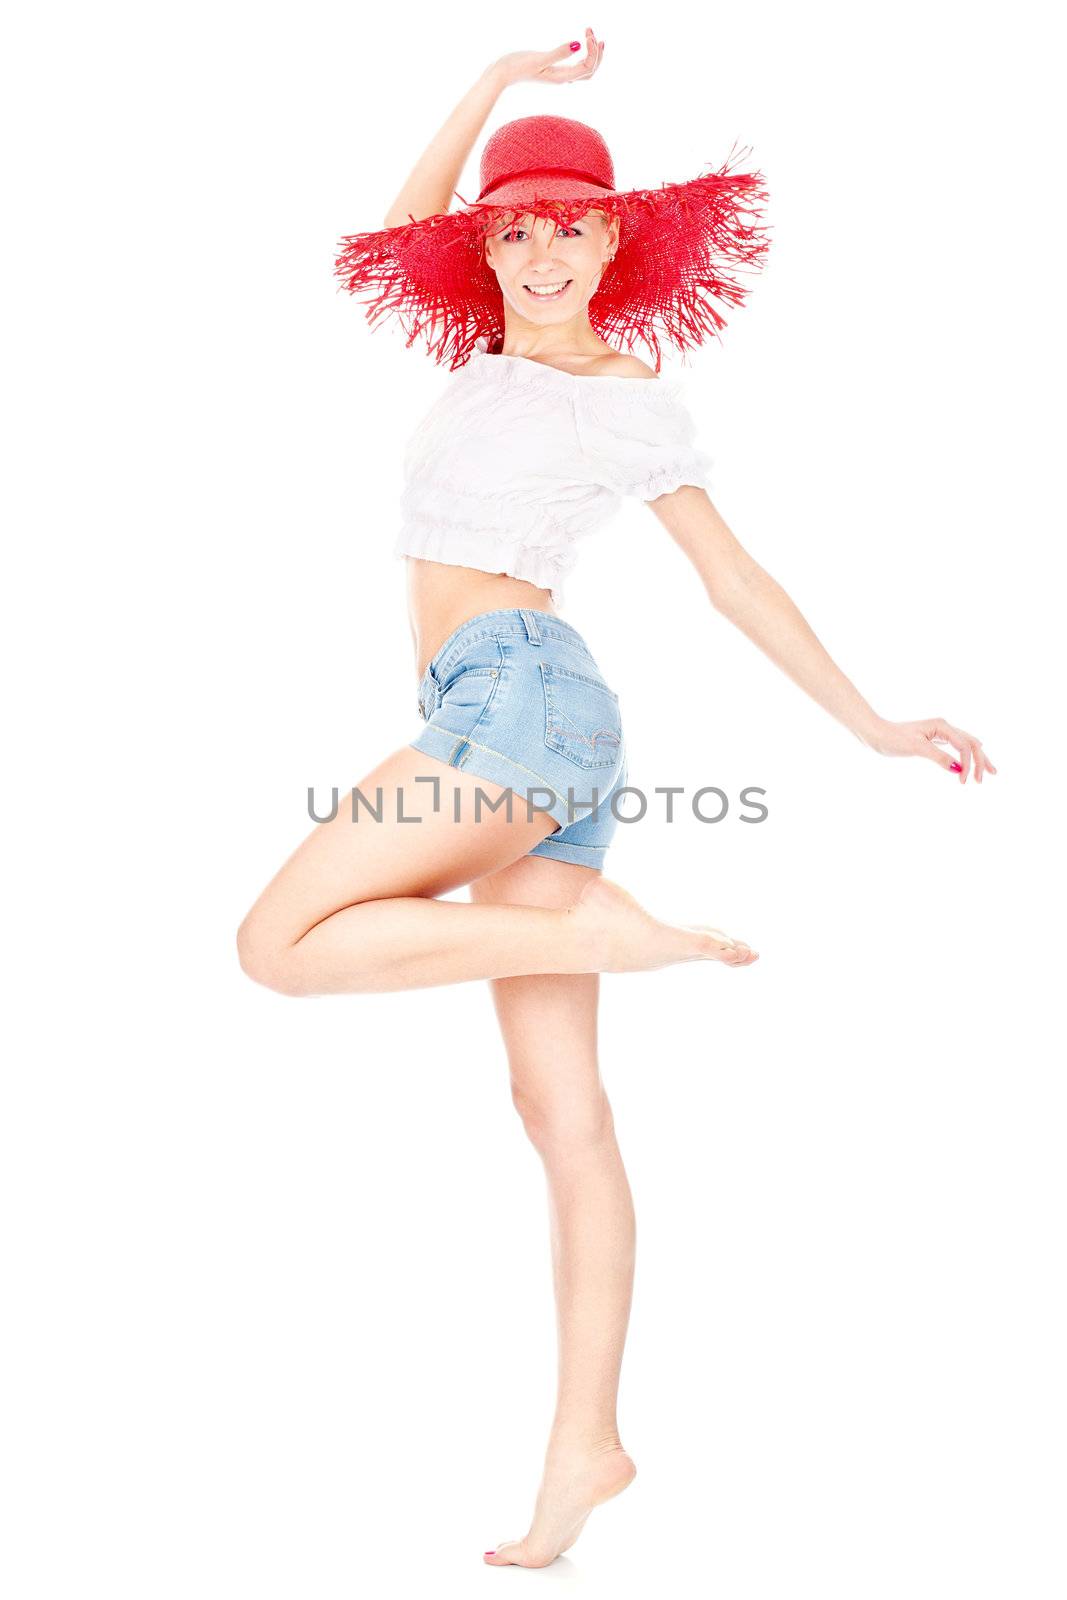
[419,727,573,811]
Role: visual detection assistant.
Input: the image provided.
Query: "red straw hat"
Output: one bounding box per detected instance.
[334,114,771,372]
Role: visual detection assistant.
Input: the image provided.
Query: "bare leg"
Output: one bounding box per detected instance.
[237,745,758,995]
[471,854,639,1569]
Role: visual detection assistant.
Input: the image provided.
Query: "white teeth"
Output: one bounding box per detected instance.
[524,281,571,297]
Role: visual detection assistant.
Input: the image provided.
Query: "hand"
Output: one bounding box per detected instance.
[865,716,998,784]
[490,27,604,90]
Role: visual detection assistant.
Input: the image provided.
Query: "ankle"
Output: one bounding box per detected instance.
[560,900,618,975]
[546,1424,625,1461]
[556,904,605,974]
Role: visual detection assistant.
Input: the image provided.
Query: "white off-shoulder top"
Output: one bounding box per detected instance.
[394,335,714,606]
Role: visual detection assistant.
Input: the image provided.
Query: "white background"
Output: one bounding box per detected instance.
[3,1,1064,1595]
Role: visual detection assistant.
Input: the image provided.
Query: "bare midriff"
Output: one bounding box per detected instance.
[405,556,559,684]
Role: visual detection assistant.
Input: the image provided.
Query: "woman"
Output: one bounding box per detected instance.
[237,30,996,1569]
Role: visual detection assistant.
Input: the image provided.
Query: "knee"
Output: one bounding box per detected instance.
[511,1080,615,1154]
[236,915,312,997]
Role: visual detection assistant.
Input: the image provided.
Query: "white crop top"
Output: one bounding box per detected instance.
[394,335,714,606]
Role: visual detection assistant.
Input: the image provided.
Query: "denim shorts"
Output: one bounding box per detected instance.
[411,607,628,869]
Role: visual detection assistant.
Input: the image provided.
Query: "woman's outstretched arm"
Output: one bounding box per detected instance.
[382,30,604,228]
[649,486,997,784]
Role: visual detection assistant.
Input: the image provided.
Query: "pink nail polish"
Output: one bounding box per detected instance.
[950,762,962,771]
[570,40,580,49]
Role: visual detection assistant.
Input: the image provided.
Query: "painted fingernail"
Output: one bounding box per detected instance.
[570,41,580,50]
[950,762,962,771]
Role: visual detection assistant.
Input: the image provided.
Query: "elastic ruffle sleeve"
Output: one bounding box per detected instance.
[574,379,715,501]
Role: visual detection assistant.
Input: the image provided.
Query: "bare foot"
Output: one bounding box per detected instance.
[567,874,759,973]
[484,1443,637,1569]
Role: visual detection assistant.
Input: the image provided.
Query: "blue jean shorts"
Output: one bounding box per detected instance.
[410,607,628,870]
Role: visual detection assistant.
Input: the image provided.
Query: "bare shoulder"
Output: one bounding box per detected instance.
[588,352,661,380]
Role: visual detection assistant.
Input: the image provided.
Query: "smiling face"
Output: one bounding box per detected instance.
[482,208,620,328]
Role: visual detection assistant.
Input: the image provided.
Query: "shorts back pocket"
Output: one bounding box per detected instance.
[540,661,623,771]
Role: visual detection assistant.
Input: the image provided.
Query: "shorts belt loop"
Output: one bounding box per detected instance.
[520,608,542,645]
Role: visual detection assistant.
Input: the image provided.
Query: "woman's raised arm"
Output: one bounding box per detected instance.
[382,30,605,228]
[649,486,997,784]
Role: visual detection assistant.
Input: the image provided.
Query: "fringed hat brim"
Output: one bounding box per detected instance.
[334,143,771,372]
